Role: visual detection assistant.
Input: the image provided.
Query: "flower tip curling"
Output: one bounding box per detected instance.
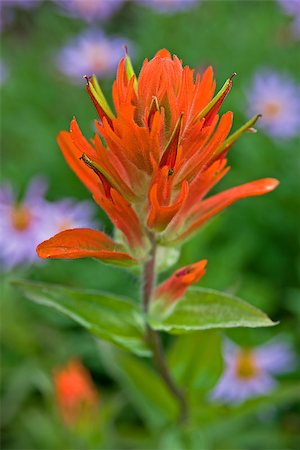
[263,178,280,192]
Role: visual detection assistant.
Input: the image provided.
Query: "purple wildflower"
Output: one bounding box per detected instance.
[56,30,127,83]
[0,177,51,270]
[45,198,98,238]
[137,0,200,13]
[0,178,98,270]
[55,0,125,22]
[247,70,300,139]
[210,338,296,404]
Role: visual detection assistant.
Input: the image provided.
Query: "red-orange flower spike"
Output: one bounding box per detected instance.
[37,49,279,264]
[154,260,207,305]
[54,359,99,426]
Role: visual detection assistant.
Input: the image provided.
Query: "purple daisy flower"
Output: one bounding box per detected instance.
[56,30,127,83]
[137,0,200,13]
[0,178,98,270]
[210,338,296,404]
[55,0,125,22]
[247,70,300,139]
[0,177,51,270]
[45,198,98,239]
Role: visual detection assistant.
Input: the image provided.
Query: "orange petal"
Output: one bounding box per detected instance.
[36,228,135,264]
[180,178,279,242]
[57,131,99,196]
[155,49,172,58]
[147,180,189,232]
[93,189,146,252]
[154,260,207,304]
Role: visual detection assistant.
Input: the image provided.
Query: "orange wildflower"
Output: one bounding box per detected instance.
[154,260,208,305]
[37,49,278,263]
[54,359,99,426]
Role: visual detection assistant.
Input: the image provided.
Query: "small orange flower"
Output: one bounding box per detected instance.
[154,260,208,305]
[54,359,99,426]
[37,49,278,263]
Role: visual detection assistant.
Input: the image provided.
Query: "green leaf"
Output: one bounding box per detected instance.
[148,287,277,333]
[167,331,223,396]
[97,342,178,428]
[12,280,151,357]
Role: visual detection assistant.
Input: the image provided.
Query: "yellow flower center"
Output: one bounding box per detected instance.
[11,205,32,231]
[235,350,258,379]
[263,101,281,118]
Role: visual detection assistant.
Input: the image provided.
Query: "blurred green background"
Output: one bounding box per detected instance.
[1,0,300,449]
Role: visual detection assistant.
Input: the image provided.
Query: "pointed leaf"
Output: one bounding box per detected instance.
[148,287,277,333]
[12,280,150,357]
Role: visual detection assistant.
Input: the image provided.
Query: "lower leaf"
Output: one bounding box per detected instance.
[12,280,151,357]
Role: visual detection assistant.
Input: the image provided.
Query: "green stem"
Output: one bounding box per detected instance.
[142,241,188,423]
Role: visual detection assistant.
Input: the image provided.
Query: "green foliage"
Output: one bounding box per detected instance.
[12,280,151,357]
[98,342,178,428]
[167,331,224,398]
[148,287,276,333]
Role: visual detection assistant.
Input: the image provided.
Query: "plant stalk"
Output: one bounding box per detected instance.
[142,242,188,423]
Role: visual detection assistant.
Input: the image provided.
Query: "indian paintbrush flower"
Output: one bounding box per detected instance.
[54,359,100,426]
[37,49,279,298]
[155,260,207,304]
[210,338,296,404]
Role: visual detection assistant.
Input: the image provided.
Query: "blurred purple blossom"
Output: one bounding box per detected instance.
[45,198,98,238]
[210,338,296,404]
[277,0,300,38]
[55,0,125,22]
[138,0,200,13]
[56,30,127,83]
[247,70,300,139]
[0,177,51,270]
[0,178,98,271]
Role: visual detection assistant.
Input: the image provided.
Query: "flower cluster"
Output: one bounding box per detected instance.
[211,338,296,404]
[0,178,97,270]
[37,49,278,301]
[54,359,100,426]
